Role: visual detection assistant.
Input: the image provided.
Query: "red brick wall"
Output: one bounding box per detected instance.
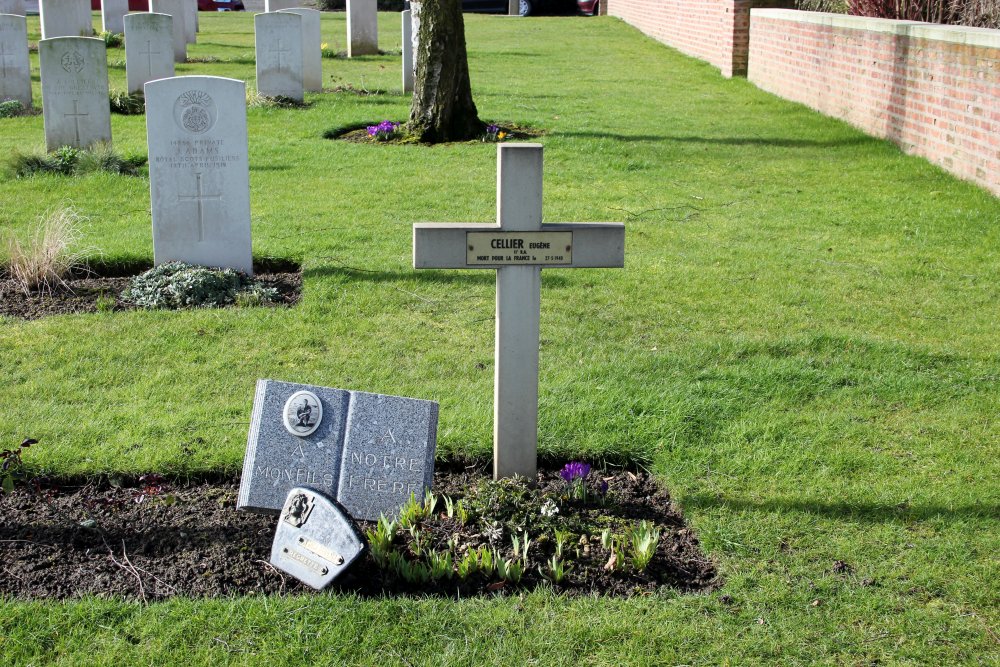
[749,10,1000,196]
[607,0,790,77]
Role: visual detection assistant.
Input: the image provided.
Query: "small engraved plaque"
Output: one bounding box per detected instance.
[466,231,573,266]
[283,390,323,437]
[270,487,365,590]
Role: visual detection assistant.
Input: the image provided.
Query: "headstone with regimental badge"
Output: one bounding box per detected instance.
[270,487,365,590]
[149,0,187,62]
[254,11,303,101]
[0,14,31,107]
[39,37,111,150]
[238,379,439,521]
[124,13,174,95]
[277,7,322,92]
[144,75,253,273]
[39,0,92,39]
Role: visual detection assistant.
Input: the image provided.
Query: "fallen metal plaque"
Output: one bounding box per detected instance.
[270,487,364,590]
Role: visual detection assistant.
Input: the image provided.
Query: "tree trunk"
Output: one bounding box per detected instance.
[408,0,484,142]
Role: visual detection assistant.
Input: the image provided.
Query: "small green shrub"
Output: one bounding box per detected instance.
[109,90,144,115]
[122,262,280,310]
[100,31,123,48]
[9,144,146,177]
[0,100,25,118]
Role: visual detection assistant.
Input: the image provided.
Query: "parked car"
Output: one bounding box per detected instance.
[459,0,575,17]
[576,0,599,15]
[91,0,245,10]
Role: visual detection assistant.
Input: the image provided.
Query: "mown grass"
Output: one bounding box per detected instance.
[1,10,998,666]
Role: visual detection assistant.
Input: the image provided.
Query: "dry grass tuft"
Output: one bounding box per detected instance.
[4,208,92,295]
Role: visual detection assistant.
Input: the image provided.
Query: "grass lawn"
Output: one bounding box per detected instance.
[2,9,999,666]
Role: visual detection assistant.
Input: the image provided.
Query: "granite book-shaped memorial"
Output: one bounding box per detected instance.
[238,379,438,588]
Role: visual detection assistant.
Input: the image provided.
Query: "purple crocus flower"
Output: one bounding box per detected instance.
[487,124,499,134]
[560,461,591,482]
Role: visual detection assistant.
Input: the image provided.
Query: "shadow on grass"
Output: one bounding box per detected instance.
[303,265,571,288]
[553,131,877,148]
[682,493,1000,523]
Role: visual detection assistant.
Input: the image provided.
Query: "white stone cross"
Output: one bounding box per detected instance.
[63,99,89,145]
[413,144,625,479]
[177,172,223,243]
[139,39,160,76]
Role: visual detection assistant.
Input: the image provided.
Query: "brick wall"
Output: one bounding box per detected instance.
[749,10,1000,196]
[607,0,791,77]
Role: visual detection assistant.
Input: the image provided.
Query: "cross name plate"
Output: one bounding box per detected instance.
[270,487,365,590]
[466,231,572,265]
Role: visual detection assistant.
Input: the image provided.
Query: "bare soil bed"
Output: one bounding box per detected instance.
[0,262,301,321]
[0,464,717,600]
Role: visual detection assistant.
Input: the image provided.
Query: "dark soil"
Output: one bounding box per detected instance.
[0,262,301,321]
[0,464,717,601]
[327,122,544,144]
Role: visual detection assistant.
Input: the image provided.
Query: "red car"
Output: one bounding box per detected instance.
[577,0,599,14]
[91,1,246,10]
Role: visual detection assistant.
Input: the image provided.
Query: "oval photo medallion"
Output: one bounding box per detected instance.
[283,391,322,437]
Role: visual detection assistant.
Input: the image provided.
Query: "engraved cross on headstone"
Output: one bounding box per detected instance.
[413,144,625,479]
[177,172,223,242]
[0,41,12,78]
[139,39,159,76]
[63,99,89,146]
[271,38,290,70]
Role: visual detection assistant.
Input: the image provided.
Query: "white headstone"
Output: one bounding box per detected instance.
[39,0,93,39]
[145,76,253,274]
[124,13,174,95]
[401,10,412,94]
[264,0,298,10]
[148,0,186,63]
[101,0,129,35]
[413,145,626,480]
[346,0,378,57]
[0,14,31,107]
[277,8,321,92]
[254,12,303,101]
[0,1,25,17]
[184,0,196,44]
[39,37,111,150]
[410,1,420,73]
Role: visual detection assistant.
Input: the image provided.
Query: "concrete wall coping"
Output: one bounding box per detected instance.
[750,8,1000,49]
